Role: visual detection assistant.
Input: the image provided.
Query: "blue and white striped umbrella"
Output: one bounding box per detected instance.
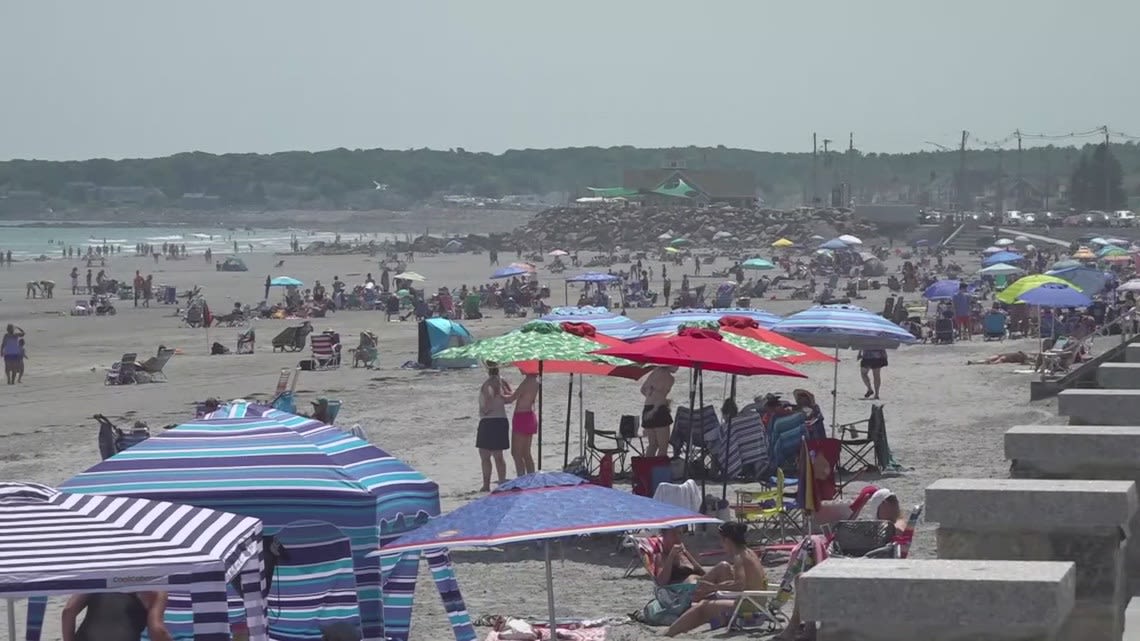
[772,304,916,350]
[629,307,782,340]
[540,306,641,340]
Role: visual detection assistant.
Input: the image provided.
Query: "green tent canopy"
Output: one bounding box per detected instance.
[587,186,640,198]
[652,177,701,199]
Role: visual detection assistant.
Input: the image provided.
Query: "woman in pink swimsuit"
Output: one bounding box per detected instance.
[509,374,540,477]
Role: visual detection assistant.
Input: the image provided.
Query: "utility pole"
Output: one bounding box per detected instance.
[996,147,1005,222]
[1015,129,1022,210]
[1044,153,1051,212]
[957,130,968,215]
[823,138,833,206]
[1103,125,1111,210]
[848,132,855,206]
[811,133,818,206]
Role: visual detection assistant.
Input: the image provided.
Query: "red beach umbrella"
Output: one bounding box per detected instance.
[717,316,838,365]
[593,327,807,378]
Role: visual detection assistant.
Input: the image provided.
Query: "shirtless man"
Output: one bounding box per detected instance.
[966,350,1029,365]
[665,522,767,637]
[508,373,540,476]
[62,591,171,641]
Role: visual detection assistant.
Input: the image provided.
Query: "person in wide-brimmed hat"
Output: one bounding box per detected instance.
[793,388,826,440]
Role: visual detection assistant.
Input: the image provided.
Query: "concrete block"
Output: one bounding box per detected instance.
[1098,363,1140,389]
[1058,389,1140,425]
[799,559,1075,641]
[1127,344,1140,364]
[926,478,1137,641]
[1005,425,1140,595]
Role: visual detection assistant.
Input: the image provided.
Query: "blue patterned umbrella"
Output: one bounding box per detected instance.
[922,279,968,300]
[981,251,1023,267]
[773,305,916,431]
[629,307,783,339]
[819,238,849,250]
[491,265,532,279]
[540,306,641,340]
[375,472,717,633]
[1016,283,1092,307]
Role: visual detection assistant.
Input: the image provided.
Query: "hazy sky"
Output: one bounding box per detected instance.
[3,0,1138,160]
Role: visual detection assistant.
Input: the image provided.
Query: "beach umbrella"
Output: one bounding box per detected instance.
[922,279,969,300]
[629,308,783,340]
[548,249,569,256]
[982,246,1004,254]
[269,276,303,287]
[1016,283,1092,308]
[979,263,1023,276]
[772,238,795,248]
[1098,245,1128,258]
[1015,235,1030,242]
[1045,266,1108,296]
[396,288,410,298]
[914,239,930,246]
[713,231,733,240]
[819,238,849,250]
[1051,259,1082,270]
[772,305,916,431]
[657,232,672,241]
[664,246,680,254]
[669,238,690,246]
[376,472,718,635]
[995,274,1078,304]
[837,234,863,245]
[671,321,802,361]
[1072,247,1096,260]
[1118,279,1140,292]
[491,265,532,279]
[718,316,837,365]
[1104,254,1133,264]
[564,272,621,284]
[540,306,639,339]
[982,251,1024,267]
[1090,237,1110,246]
[435,321,628,467]
[0,482,268,641]
[994,238,1016,246]
[1107,237,1129,246]
[394,271,426,282]
[810,234,825,241]
[742,257,776,271]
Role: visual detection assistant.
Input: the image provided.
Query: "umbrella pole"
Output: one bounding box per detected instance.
[697,368,706,500]
[545,541,557,635]
[684,368,697,478]
[830,346,840,436]
[537,361,544,470]
[563,374,573,468]
[578,375,585,460]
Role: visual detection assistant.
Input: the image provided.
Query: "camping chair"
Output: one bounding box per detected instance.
[272,326,298,352]
[894,503,924,559]
[982,311,1007,340]
[104,353,138,385]
[671,405,718,476]
[271,368,299,414]
[823,520,898,558]
[311,333,340,370]
[623,534,663,579]
[714,589,782,633]
[350,331,379,368]
[236,327,255,354]
[1038,335,1089,376]
[618,414,644,456]
[733,470,803,543]
[326,399,342,424]
[585,410,627,485]
[138,347,175,382]
[838,406,882,480]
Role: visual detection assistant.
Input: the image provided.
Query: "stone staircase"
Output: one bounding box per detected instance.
[798,344,1140,641]
[941,222,994,251]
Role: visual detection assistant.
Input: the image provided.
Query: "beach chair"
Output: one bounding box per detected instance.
[714,589,782,633]
[982,311,1007,341]
[311,333,340,370]
[585,410,627,484]
[623,534,664,580]
[823,520,898,558]
[839,405,883,479]
[894,503,924,559]
[671,405,717,475]
[326,399,342,424]
[704,408,766,481]
[94,414,151,460]
[137,347,175,382]
[734,470,802,542]
[71,299,92,316]
[1038,335,1089,376]
[349,330,379,368]
[104,353,138,385]
[236,327,255,354]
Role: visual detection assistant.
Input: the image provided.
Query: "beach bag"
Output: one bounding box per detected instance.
[633,583,696,626]
[830,520,896,557]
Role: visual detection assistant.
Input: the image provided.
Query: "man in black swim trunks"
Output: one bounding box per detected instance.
[62,591,171,641]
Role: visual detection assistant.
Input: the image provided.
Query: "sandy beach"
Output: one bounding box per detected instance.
[0,246,1068,641]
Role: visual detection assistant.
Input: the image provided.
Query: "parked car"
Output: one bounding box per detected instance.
[1084,210,1110,226]
[1005,210,1023,226]
[1112,210,1136,227]
[1022,211,1038,225]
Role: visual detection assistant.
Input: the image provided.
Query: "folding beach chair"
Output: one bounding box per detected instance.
[273,368,293,396]
[310,333,340,370]
[714,589,782,633]
[704,408,766,481]
[236,327,255,354]
[733,469,803,543]
[104,353,138,385]
[138,347,174,382]
[671,405,717,476]
[623,534,663,580]
[585,410,627,484]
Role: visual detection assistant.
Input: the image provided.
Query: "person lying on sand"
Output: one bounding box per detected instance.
[665,522,767,637]
[966,351,1030,365]
[62,591,171,641]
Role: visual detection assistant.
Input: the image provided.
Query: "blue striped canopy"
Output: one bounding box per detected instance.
[540,306,641,339]
[564,272,622,283]
[628,307,782,340]
[772,304,917,350]
[60,409,473,641]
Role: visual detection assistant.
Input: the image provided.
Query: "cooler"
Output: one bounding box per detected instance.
[631,455,671,497]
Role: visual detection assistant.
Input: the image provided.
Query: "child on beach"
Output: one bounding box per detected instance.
[16,338,26,383]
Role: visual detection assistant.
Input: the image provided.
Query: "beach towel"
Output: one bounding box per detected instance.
[483,626,607,641]
[652,479,702,514]
[703,408,766,479]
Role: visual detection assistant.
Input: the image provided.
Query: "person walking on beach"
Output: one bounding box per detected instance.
[952,282,972,340]
[70,267,79,294]
[142,275,153,308]
[85,269,93,294]
[3,325,26,385]
[264,275,271,301]
[476,363,513,491]
[133,271,144,307]
[858,348,888,400]
[509,373,539,476]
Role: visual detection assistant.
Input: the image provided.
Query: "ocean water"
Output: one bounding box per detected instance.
[0,223,403,259]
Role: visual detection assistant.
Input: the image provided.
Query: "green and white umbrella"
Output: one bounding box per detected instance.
[435,321,628,467]
[741,258,776,271]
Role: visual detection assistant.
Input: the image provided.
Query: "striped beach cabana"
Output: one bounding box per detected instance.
[54,409,474,641]
[1,482,265,641]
